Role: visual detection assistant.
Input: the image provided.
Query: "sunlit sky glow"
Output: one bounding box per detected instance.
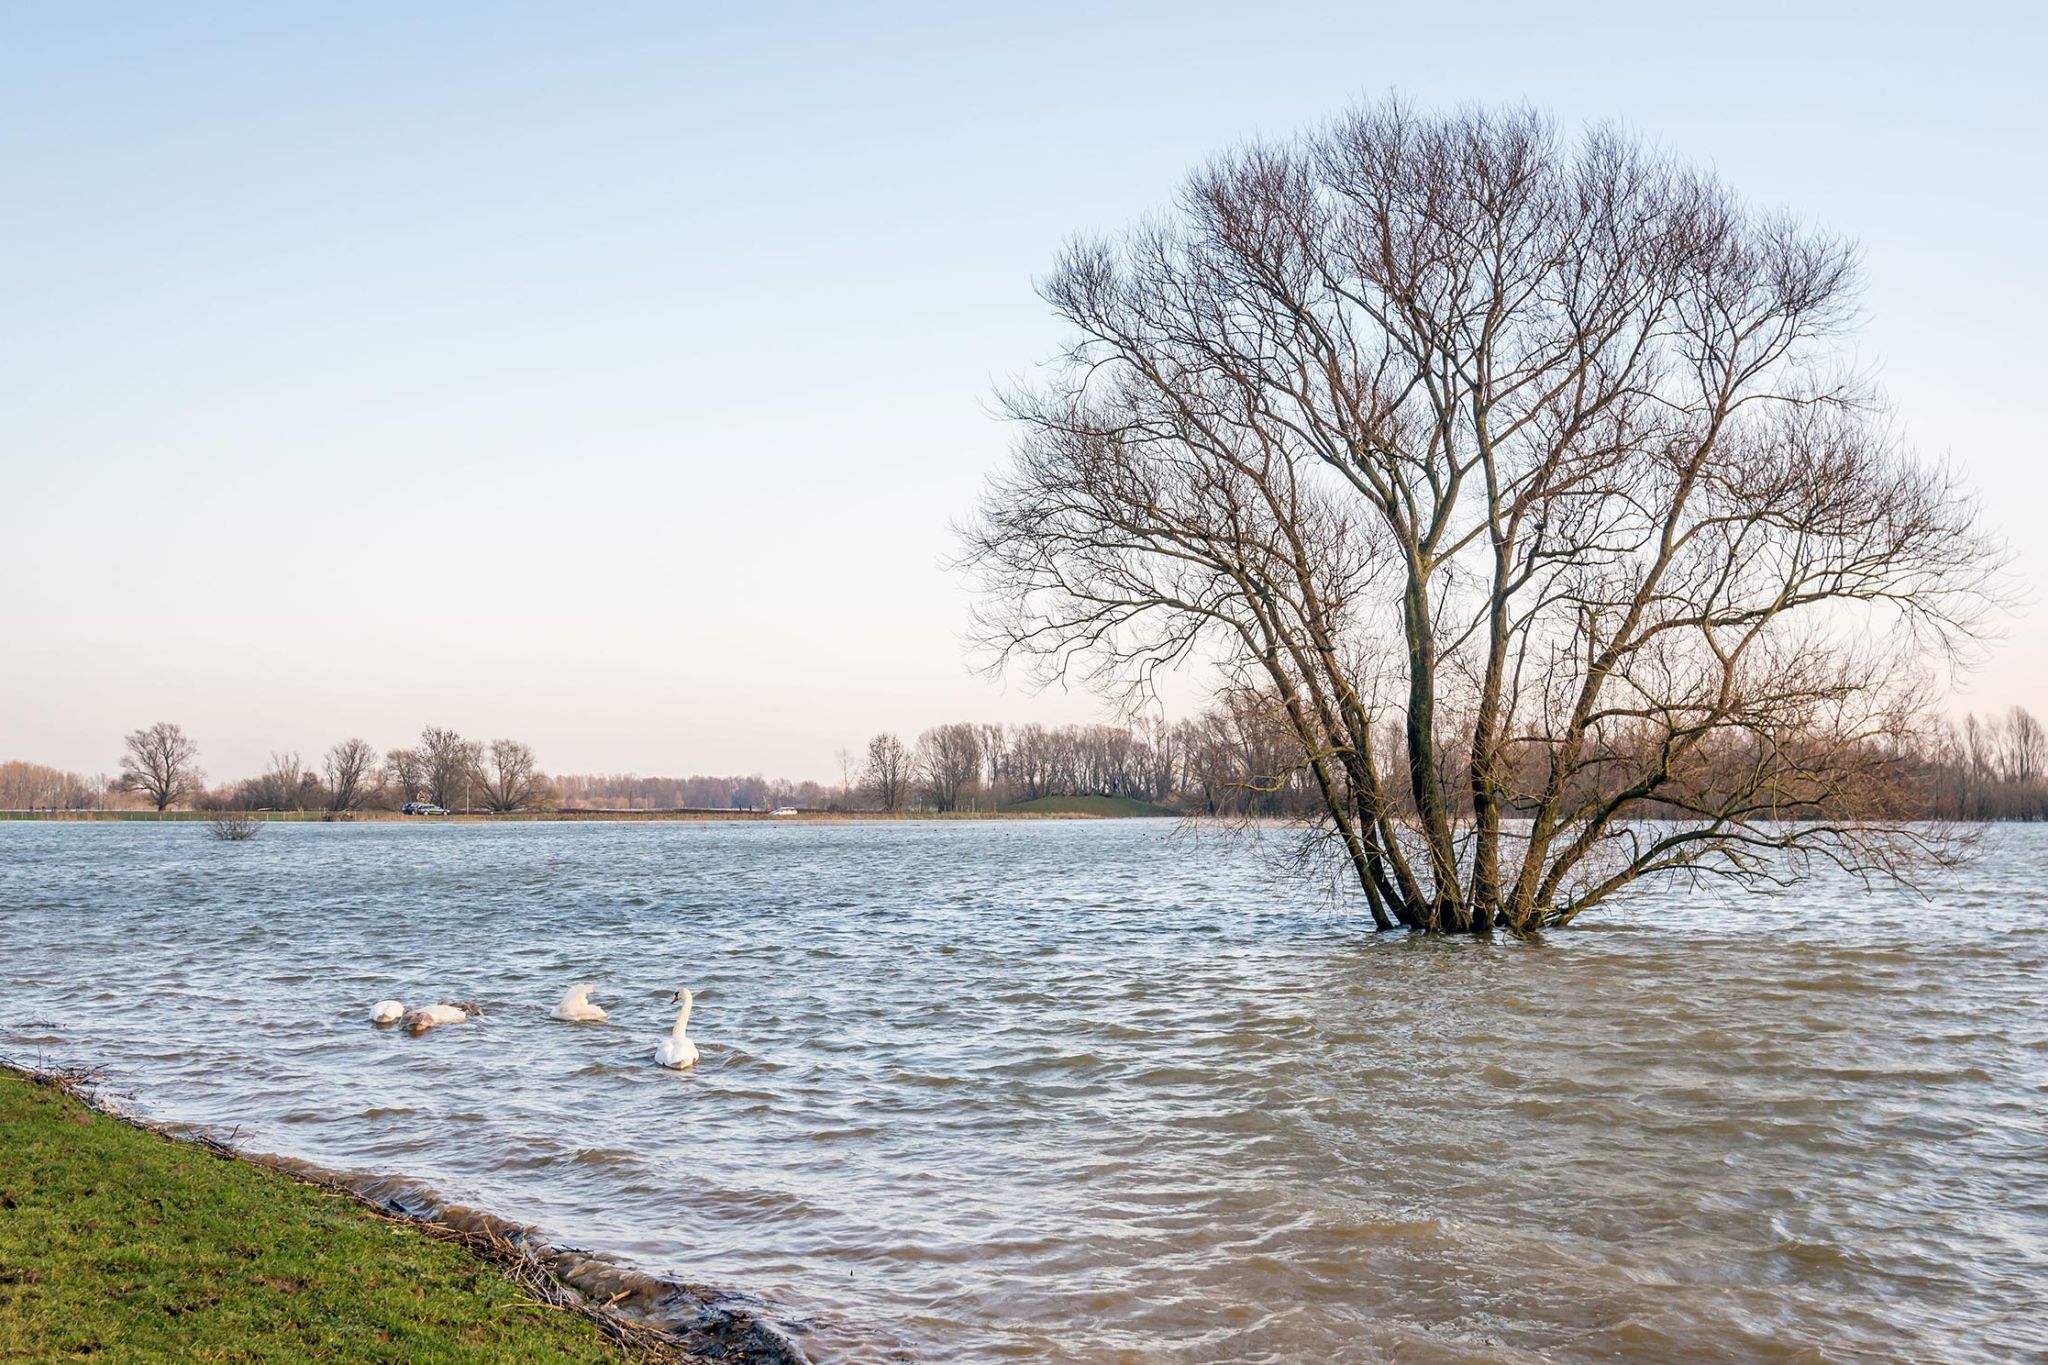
[3,1,2042,781]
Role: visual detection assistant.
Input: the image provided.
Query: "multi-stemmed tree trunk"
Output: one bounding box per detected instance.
[965,101,1994,932]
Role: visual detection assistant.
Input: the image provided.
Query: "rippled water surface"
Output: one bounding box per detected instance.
[3,820,2045,1361]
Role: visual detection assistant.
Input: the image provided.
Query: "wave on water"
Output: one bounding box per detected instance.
[4,819,2047,1362]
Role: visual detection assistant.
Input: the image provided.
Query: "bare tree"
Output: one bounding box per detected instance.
[417,726,482,811]
[384,746,426,804]
[1139,713,1181,803]
[977,722,1009,800]
[1996,706,2045,786]
[324,737,376,813]
[1931,706,2048,819]
[862,733,912,813]
[965,100,1996,932]
[476,738,548,813]
[249,751,307,811]
[916,723,984,812]
[208,811,259,840]
[118,722,202,812]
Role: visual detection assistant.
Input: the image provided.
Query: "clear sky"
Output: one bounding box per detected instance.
[3,1,2042,782]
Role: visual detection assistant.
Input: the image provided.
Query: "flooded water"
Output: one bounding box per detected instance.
[2,819,2044,1362]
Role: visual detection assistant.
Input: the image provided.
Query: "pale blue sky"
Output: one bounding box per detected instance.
[3,2,2042,780]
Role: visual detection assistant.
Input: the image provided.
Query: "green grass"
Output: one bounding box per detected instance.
[1000,794,1178,817]
[0,1067,649,1363]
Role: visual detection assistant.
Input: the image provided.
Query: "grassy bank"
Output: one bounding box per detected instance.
[0,1066,680,1363]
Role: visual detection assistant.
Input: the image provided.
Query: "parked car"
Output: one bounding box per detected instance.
[401,801,449,816]
[770,806,800,816]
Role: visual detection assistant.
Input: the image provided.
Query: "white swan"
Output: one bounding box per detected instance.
[655,988,700,1070]
[551,983,607,1023]
[403,1001,480,1034]
[371,1000,404,1025]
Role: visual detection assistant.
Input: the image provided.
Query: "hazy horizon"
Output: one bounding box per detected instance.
[5,2,2043,783]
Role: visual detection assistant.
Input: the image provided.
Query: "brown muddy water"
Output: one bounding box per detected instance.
[2,820,2043,1361]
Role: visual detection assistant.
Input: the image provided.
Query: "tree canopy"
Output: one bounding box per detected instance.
[965,100,1996,932]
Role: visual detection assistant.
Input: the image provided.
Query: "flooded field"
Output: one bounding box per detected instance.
[2,820,2043,1361]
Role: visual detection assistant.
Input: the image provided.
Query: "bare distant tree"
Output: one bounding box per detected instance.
[965,99,1996,932]
[418,726,482,811]
[119,722,202,811]
[1930,707,2048,819]
[476,739,547,813]
[1139,713,1180,804]
[324,737,377,813]
[1996,706,2045,786]
[835,748,856,801]
[977,723,1009,798]
[915,723,984,812]
[384,746,426,804]
[251,751,307,811]
[862,733,912,813]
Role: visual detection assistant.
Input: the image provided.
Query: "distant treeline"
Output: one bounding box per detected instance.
[1088,702,2048,825]
[2,724,550,816]
[0,762,105,812]
[559,715,1287,814]
[5,706,2044,821]
[1920,707,2048,820]
[556,705,2047,822]
[819,707,2048,821]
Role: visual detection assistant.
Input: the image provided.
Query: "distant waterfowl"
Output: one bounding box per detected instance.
[370,1000,404,1025]
[655,988,700,1070]
[403,1001,481,1034]
[551,983,607,1023]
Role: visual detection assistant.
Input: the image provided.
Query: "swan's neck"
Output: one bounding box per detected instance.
[671,999,692,1039]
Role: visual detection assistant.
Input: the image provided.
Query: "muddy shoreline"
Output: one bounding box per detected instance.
[3,1059,818,1364]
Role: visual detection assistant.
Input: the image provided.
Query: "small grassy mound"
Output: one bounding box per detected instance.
[1001,794,1177,818]
[0,1067,660,1363]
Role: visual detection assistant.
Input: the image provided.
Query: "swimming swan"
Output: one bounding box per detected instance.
[371,1000,405,1025]
[655,988,700,1069]
[552,983,607,1023]
[403,1001,481,1034]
